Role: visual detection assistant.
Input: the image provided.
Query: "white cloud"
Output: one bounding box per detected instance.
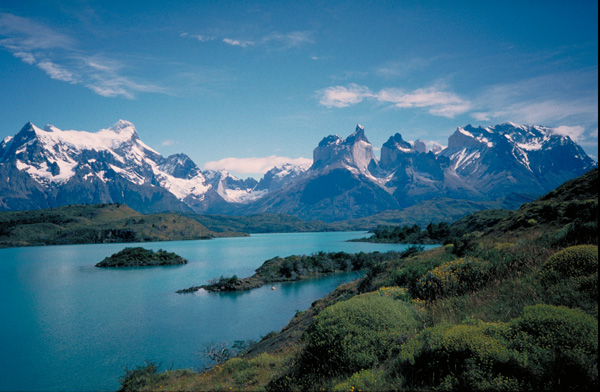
[221,31,313,50]
[13,51,35,64]
[317,83,372,108]
[36,61,77,83]
[0,12,74,51]
[262,31,314,48]
[161,139,177,146]
[223,38,254,47]
[471,72,598,126]
[180,32,215,42]
[204,155,312,174]
[551,125,586,141]
[376,87,471,117]
[0,12,166,99]
[317,84,471,118]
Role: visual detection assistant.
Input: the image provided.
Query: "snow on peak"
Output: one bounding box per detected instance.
[457,127,474,138]
[109,119,136,134]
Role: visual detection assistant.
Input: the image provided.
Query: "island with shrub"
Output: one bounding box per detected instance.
[96,247,187,267]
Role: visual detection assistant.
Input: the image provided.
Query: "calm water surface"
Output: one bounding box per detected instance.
[0,232,424,391]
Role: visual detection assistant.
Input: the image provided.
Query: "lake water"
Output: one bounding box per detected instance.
[0,232,420,391]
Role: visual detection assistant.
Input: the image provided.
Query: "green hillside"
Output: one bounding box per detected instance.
[122,169,598,391]
[0,203,245,247]
[186,212,333,233]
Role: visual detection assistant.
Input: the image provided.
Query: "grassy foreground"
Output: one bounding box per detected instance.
[119,169,598,391]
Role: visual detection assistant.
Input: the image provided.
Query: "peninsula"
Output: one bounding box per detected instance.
[176,250,410,293]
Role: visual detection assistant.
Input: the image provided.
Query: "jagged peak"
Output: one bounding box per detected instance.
[385,132,409,145]
[346,124,370,145]
[318,134,343,147]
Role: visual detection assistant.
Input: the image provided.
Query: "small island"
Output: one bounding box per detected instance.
[95,247,187,267]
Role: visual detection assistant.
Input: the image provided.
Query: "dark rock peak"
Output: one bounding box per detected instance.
[383,133,412,151]
[345,124,369,145]
[318,134,343,147]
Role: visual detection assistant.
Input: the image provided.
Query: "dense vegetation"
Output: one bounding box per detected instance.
[119,169,598,391]
[96,247,187,267]
[0,203,244,247]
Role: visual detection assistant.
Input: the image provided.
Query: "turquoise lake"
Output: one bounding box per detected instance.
[0,232,425,391]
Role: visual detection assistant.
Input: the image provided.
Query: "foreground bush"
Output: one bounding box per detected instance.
[507,304,598,389]
[539,245,598,285]
[417,257,491,301]
[332,369,388,391]
[304,294,420,375]
[539,245,598,315]
[397,304,598,391]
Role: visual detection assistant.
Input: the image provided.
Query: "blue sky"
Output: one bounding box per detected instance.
[1,0,597,177]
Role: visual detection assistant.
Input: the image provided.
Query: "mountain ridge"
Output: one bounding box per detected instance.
[0,120,596,221]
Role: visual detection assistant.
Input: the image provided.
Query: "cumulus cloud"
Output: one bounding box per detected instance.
[317,84,471,118]
[204,155,312,174]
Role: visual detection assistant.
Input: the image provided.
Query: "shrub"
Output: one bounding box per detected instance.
[302,294,420,376]
[333,369,388,391]
[382,250,453,296]
[119,362,162,392]
[398,321,523,391]
[417,258,491,300]
[539,245,598,286]
[507,304,598,390]
[397,305,598,391]
[538,245,598,314]
[374,286,412,301]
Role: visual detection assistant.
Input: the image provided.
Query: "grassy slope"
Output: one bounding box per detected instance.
[0,203,245,247]
[127,169,598,391]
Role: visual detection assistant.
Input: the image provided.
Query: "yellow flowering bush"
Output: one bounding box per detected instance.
[374,286,411,301]
[539,245,597,285]
[333,369,386,391]
[417,257,490,300]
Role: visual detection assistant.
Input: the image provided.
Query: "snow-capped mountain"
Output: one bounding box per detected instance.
[0,121,304,213]
[440,123,597,197]
[0,120,596,221]
[236,122,596,220]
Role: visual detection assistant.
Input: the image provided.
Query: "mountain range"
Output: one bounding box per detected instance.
[0,120,596,221]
